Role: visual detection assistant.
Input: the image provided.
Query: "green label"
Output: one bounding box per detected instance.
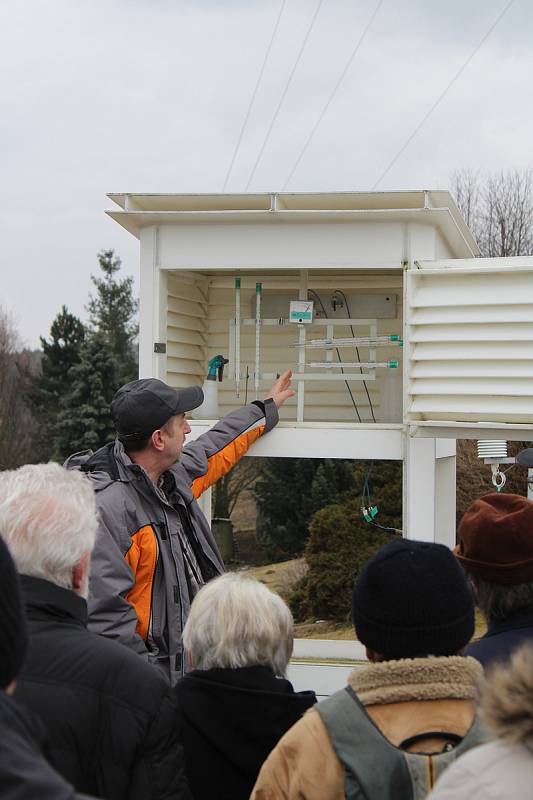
[290,310,313,322]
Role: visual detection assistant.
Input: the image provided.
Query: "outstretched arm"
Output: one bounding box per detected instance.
[179,369,294,495]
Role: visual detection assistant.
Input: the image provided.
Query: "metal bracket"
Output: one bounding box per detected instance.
[153,342,166,354]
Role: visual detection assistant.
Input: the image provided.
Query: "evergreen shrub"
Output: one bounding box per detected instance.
[290,499,397,621]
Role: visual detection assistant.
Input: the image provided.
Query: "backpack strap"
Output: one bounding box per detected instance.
[317,686,413,800]
[317,685,486,800]
[402,717,486,795]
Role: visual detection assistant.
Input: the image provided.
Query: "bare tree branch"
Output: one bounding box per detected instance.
[0,307,35,469]
[452,167,533,257]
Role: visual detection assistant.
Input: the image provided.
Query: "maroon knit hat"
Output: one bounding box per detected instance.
[455,493,533,585]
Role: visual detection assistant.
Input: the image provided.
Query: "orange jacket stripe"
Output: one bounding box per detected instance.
[191,425,264,498]
[124,525,157,641]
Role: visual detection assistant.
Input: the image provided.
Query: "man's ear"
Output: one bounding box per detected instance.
[150,428,166,452]
[72,551,90,595]
[365,647,383,663]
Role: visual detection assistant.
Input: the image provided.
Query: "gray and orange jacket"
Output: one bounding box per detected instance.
[66,399,278,687]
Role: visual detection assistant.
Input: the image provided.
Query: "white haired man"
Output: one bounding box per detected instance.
[0,463,191,800]
[67,371,293,686]
[176,572,316,800]
[0,535,95,799]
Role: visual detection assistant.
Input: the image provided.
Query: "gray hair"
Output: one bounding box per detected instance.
[0,463,97,592]
[182,572,294,676]
[469,573,533,622]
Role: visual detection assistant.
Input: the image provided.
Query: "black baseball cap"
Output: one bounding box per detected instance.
[111,378,204,437]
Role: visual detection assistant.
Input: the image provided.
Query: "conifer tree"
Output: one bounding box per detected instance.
[87,249,138,384]
[290,461,402,622]
[30,306,85,461]
[54,333,118,457]
[254,458,355,559]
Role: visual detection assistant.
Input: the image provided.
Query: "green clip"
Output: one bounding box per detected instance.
[363,506,379,522]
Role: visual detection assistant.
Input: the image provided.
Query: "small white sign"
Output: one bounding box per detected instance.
[289,300,314,324]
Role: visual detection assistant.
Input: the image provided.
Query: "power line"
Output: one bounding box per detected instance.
[372,0,517,190]
[244,0,325,191]
[281,0,384,191]
[221,0,287,192]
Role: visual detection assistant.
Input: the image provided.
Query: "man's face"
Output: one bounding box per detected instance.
[162,412,191,464]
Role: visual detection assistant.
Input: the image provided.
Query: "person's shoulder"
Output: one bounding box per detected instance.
[465,629,525,668]
[276,705,323,747]
[429,740,522,799]
[66,627,171,712]
[0,691,29,729]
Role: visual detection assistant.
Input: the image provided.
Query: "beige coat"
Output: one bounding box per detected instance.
[428,645,533,800]
[251,656,483,800]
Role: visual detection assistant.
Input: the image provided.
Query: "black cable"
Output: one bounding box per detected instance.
[360,461,403,535]
[244,365,249,405]
[307,289,361,423]
[334,289,377,423]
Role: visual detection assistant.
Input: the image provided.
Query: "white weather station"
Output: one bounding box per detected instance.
[107,190,533,546]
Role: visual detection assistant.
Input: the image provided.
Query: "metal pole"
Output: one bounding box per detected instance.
[235,277,241,397]
[254,282,262,399]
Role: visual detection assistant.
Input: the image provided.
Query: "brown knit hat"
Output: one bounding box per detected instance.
[455,493,533,585]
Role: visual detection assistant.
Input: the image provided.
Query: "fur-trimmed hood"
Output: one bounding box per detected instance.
[482,644,533,744]
[348,655,483,706]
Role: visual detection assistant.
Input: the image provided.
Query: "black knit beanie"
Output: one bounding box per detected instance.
[0,537,28,689]
[352,538,474,658]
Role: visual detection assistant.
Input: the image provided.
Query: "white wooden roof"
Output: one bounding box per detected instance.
[106,190,480,258]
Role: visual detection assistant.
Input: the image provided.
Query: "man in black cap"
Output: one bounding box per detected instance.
[252,538,485,800]
[67,370,293,686]
[0,536,94,799]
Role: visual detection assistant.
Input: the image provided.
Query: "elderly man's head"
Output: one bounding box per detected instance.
[182,573,294,676]
[455,493,533,622]
[0,463,97,598]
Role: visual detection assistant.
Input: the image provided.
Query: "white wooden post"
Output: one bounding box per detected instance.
[403,436,456,546]
[139,226,167,379]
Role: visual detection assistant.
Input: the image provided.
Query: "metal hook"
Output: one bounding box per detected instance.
[491,465,506,492]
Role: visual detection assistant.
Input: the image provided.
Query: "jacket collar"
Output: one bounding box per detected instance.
[348,655,483,706]
[185,665,295,694]
[484,609,533,638]
[20,575,88,628]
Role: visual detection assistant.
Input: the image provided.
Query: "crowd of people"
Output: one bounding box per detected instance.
[1,373,533,799]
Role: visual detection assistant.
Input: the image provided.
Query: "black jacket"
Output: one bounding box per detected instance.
[175,665,316,800]
[465,609,533,668]
[0,689,94,799]
[14,576,191,800]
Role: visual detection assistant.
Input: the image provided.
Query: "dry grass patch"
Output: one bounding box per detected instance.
[233,559,307,600]
[235,560,488,645]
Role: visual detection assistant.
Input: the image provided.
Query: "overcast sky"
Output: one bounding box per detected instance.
[2,0,532,347]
